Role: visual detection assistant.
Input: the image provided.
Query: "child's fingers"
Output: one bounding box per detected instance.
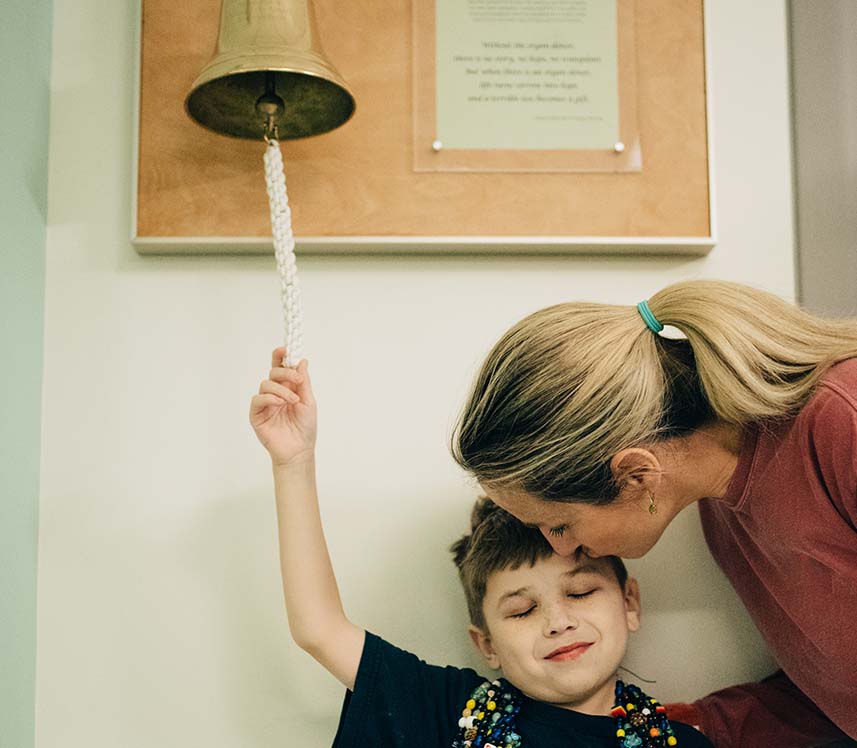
[259,379,301,403]
[294,359,315,405]
[270,346,287,369]
[250,393,288,413]
[268,366,304,385]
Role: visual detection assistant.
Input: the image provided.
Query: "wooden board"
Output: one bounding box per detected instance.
[135,0,711,253]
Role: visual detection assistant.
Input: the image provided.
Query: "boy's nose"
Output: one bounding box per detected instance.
[540,528,579,557]
[544,605,579,636]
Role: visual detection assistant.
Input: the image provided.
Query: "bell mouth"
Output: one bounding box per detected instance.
[186,65,355,140]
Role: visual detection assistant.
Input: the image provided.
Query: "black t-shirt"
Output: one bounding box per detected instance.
[332,632,714,748]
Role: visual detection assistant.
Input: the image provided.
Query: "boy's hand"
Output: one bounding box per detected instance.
[250,347,317,467]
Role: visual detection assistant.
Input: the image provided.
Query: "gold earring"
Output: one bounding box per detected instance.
[647,490,658,515]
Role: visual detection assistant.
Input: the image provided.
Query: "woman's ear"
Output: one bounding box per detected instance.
[624,577,642,633]
[610,448,662,494]
[468,625,501,669]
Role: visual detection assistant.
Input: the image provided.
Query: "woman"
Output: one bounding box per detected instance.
[452,280,857,748]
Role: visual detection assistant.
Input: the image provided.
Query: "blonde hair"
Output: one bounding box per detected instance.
[452,280,857,503]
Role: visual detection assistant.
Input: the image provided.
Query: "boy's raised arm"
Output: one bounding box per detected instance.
[250,348,364,690]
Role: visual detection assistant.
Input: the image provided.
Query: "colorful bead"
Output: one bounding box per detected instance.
[456,677,679,748]
[611,680,680,748]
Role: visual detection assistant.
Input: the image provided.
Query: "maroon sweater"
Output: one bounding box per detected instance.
[693,359,857,747]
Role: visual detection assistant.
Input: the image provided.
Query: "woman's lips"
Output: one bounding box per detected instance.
[544,642,592,662]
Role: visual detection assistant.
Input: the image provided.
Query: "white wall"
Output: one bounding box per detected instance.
[37,1,792,745]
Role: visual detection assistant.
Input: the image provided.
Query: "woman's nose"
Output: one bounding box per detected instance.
[540,528,579,557]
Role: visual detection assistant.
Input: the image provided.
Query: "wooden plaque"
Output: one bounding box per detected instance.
[134,0,713,254]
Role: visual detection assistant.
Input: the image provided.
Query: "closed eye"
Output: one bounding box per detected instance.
[548,525,568,537]
[568,590,596,600]
[510,606,535,619]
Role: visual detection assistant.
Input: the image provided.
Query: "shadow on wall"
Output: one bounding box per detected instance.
[624,506,776,697]
[632,506,731,611]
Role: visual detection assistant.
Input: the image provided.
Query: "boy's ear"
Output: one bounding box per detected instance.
[468,625,501,669]
[624,577,642,632]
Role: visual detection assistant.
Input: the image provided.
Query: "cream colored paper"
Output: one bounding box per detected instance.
[435,0,618,150]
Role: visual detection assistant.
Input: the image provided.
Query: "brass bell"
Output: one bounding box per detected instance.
[185,0,356,140]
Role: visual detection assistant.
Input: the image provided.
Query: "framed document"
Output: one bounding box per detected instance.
[413,0,641,172]
[133,0,713,255]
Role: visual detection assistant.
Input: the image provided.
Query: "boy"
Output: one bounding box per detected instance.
[250,349,712,748]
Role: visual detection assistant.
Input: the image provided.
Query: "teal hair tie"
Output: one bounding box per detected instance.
[636,300,663,333]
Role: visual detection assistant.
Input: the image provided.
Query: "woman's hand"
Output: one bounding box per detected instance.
[250,347,317,467]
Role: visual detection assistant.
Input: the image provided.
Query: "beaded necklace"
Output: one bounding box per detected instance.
[452,678,679,748]
[611,680,678,748]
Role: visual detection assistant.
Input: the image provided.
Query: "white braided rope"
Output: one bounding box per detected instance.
[263,139,303,367]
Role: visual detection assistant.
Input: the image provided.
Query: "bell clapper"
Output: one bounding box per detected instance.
[256,71,285,143]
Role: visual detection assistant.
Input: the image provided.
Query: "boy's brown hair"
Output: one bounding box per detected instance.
[451,497,628,630]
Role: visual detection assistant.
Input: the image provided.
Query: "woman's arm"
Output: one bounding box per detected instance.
[250,348,364,690]
[669,671,852,748]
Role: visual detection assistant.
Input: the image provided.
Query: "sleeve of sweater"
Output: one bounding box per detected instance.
[669,671,851,748]
[804,380,857,531]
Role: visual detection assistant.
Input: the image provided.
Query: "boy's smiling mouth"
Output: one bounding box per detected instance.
[544,642,593,661]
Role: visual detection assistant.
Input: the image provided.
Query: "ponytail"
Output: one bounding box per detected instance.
[452,280,857,504]
[649,280,857,422]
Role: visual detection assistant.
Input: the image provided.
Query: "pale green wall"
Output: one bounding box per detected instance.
[0,1,53,746]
